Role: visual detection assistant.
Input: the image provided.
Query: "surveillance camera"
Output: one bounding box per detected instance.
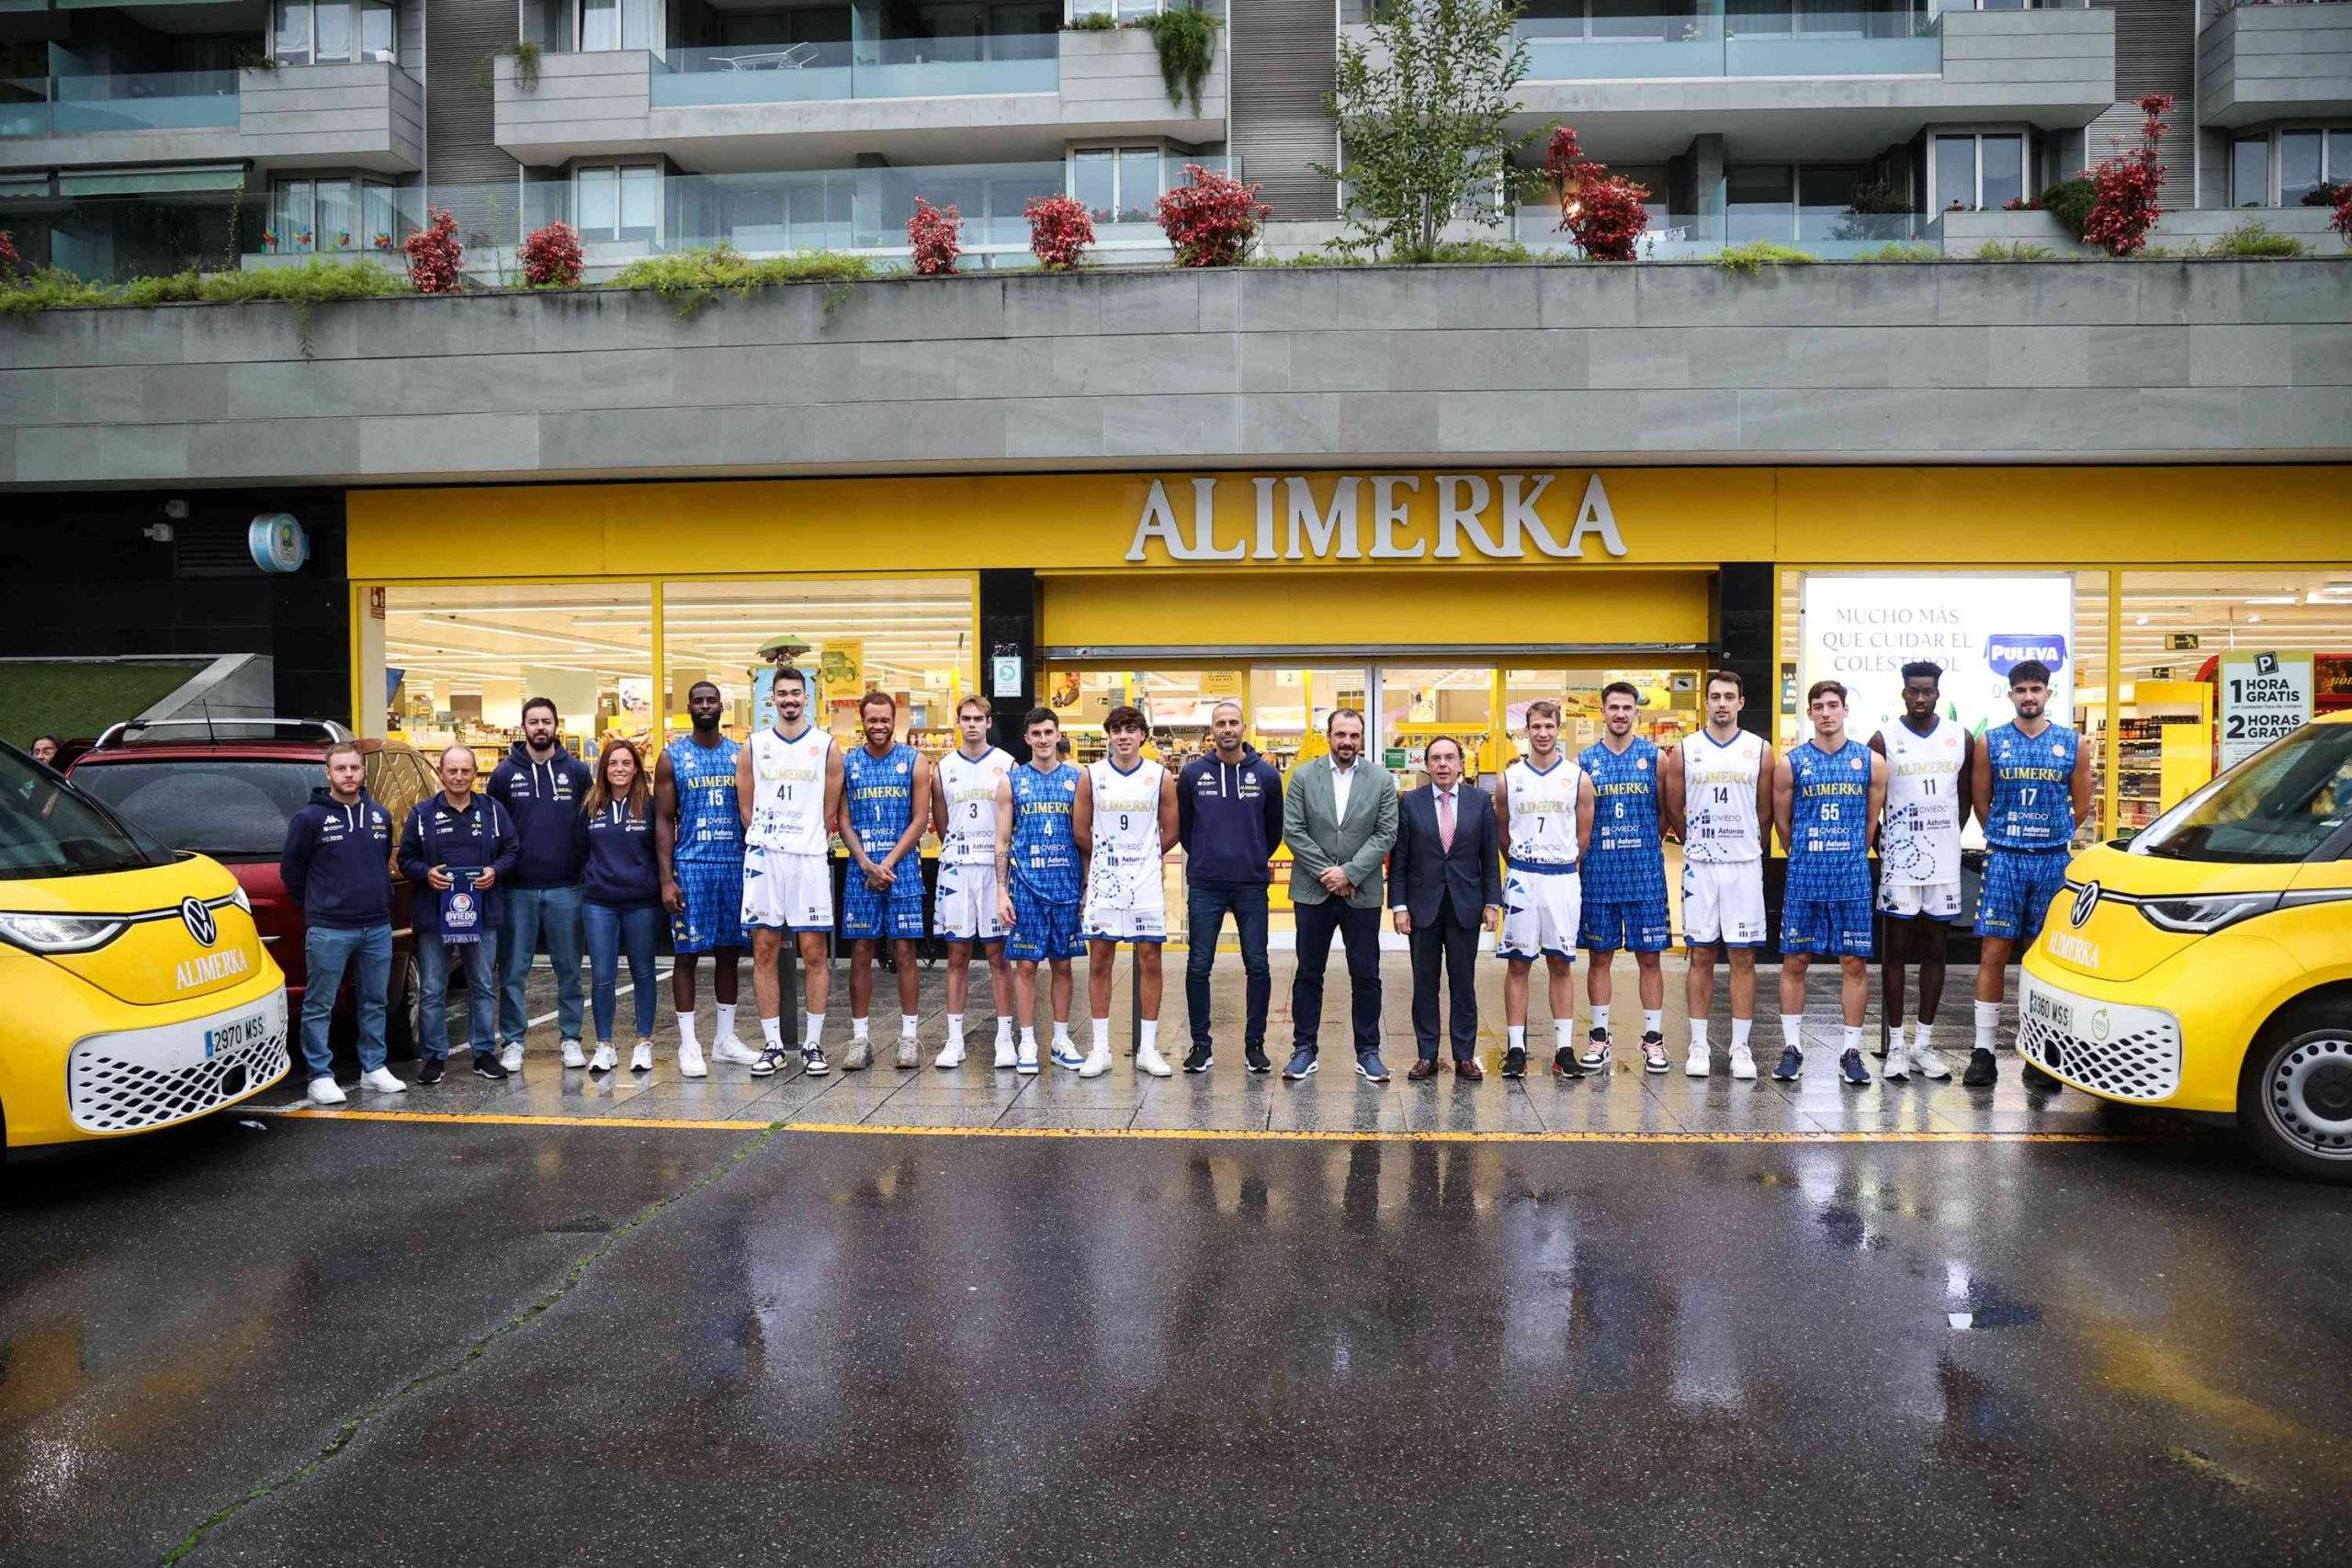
[141,522,175,544]
[164,498,190,521]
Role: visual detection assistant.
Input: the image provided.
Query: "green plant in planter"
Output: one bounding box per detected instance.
[1854,242,1939,262]
[2039,176,2097,240]
[2209,221,2305,257]
[1138,6,1222,116]
[479,39,543,92]
[1065,9,1119,28]
[1974,240,2058,261]
[1715,241,1815,274]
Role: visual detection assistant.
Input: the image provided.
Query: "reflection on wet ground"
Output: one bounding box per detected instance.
[3,1113,2347,1565]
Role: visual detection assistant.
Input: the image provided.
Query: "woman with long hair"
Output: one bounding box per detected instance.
[575,738,687,1075]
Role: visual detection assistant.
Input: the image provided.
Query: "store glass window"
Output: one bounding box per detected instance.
[377,584,655,768]
[2071,570,2109,845]
[2232,137,2269,208]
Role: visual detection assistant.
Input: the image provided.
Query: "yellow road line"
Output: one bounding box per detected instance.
[257,1107,2150,1145]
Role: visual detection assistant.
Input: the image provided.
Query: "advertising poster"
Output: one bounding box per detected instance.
[820,642,865,706]
[2218,649,2314,768]
[1799,573,2075,743]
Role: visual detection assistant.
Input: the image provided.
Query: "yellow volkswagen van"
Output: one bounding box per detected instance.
[0,741,288,1151]
[2020,714,2352,1183]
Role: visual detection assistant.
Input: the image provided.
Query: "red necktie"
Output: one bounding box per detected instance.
[1439,789,1455,852]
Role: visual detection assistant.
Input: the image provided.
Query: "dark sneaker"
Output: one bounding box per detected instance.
[800,1043,831,1077]
[1962,1047,1998,1088]
[2022,1059,2063,1094]
[470,1053,508,1081]
[1502,1045,1527,1079]
[1553,1045,1587,1080]
[417,1056,446,1086]
[1283,1047,1318,1080]
[1641,1032,1669,1074]
[1839,1047,1871,1086]
[1244,1043,1272,1075]
[1578,1028,1612,1068]
[1772,1045,1804,1082]
[1183,1043,1214,1074]
[1356,1051,1391,1084]
[750,1045,789,1078]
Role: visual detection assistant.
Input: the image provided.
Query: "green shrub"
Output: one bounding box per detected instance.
[2039,176,2097,239]
[1973,240,2059,261]
[1136,6,1221,116]
[1248,250,1368,267]
[2207,221,2305,258]
[1853,243,1939,262]
[1714,241,1815,274]
[1064,9,1118,28]
[198,255,407,303]
[1422,238,1533,264]
[611,245,872,318]
[0,267,113,314]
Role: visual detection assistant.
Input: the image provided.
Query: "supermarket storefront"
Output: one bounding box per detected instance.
[345,465,2350,931]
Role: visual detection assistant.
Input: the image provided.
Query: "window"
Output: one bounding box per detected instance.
[269,175,398,253]
[2233,129,2352,209]
[1069,147,1163,227]
[579,0,655,51]
[2281,130,2324,207]
[2233,137,2269,208]
[74,761,320,863]
[273,0,385,66]
[1933,131,2027,211]
[575,164,661,241]
[1725,164,1793,243]
[362,0,395,61]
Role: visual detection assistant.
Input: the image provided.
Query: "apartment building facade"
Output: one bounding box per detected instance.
[4,0,2346,281]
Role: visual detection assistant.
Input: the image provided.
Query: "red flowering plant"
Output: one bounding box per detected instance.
[519,220,584,288]
[1540,127,1650,262]
[403,207,464,294]
[907,197,962,276]
[1153,163,1270,267]
[1025,192,1094,271]
[2081,93,2171,256]
[2332,184,2352,252]
[0,229,22,282]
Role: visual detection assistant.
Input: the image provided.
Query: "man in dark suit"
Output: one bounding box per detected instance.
[1388,736,1502,1081]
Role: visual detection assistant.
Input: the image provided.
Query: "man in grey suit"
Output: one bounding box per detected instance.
[1281,708,1399,1084]
[1390,736,1503,1081]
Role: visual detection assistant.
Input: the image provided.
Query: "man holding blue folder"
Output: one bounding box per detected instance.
[400,744,520,1083]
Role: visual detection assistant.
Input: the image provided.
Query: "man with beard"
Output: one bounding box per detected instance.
[658,680,755,1070]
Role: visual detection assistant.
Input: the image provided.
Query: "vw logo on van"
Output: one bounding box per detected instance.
[2069,881,2102,930]
[181,897,218,948]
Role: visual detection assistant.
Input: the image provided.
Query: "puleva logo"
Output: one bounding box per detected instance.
[1985,635,2067,678]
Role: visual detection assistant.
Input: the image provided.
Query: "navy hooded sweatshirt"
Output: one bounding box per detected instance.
[1177,743,1284,889]
[398,791,519,932]
[573,798,661,908]
[488,739,592,889]
[279,786,394,929]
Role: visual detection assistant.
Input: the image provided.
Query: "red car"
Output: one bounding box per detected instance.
[68,719,434,1055]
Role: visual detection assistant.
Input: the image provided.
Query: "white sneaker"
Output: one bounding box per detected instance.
[1078,1045,1113,1078]
[560,1039,587,1068]
[1684,1046,1710,1078]
[630,1042,654,1073]
[308,1076,347,1106]
[499,1043,524,1073]
[360,1066,406,1095]
[588,1043,618,1073]
[994,1040,1016,1070]
[1883,1049,1910,1082]
[1136,1043,1174,1079]
[1015,1041,1040,1076]
[843,1037,873,1072]
[1728,1044,1758,1081]
[710,1036,761,1066]
[895,1037,919,1070]
[1911,1046,1951,1081]
[677,1040,708,1078]
[935,1041,967,1069]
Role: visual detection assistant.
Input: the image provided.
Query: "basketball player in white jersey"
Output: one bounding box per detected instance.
[932,694,1017,1069]
[1495,699,1593,1079]
[1073,705,1180,1079]
[1870,660,1971,1080]
[735,664,843,1077]
[1665,671,1773,1080]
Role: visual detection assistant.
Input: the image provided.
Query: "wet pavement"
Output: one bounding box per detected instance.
[4,1104,2348,1566]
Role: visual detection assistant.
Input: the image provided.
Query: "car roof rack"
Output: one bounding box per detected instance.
[90,717,356,750]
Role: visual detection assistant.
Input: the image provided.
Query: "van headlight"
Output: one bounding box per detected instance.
[0,911,131,953]
[2138,893,2280,935]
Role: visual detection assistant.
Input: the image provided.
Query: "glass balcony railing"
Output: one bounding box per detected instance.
[650,33,1057,108]
[0,70,241,138]
[1516,9,1942,80]
[1511,203,1924,256]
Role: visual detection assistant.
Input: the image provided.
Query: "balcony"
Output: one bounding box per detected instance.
[495,27,1224,168]
[2199,1,2352,128]
[0,62,422,173]
[1518,8,1941,81]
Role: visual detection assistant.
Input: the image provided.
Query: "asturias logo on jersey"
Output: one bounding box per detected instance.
[1985,634,2067,679]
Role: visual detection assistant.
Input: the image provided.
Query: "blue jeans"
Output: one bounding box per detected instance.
[584,900,660,1043]
[499,883,584,1045]
[418,930,499,1061]
[1184,884,1271,1050]
[300,921,391,1078]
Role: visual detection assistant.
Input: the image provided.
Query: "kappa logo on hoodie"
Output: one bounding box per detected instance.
[508,770,575,801]
[318,807,390,847]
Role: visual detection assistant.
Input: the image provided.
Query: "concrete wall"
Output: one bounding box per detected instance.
[493,49,654,164]
[1058,29,1227,140]
[1,260,2347,488]
[2199,5,2352,128]
[238,62,426,174]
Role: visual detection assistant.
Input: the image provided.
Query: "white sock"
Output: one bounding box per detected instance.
[1508,1024,1526,1051]
[1021,1025,1037,1049]
[805,1010,825,1047]
[851,1016,870,1042]
[1139,1020,1158,1052]
[995,1016,1014,1044]
[760,1015,783,1049]
[900,1014,918,1042]
[1731,1017,1752,1048]
[675,1010,700,1051]
[1091,1016,1110,1050]
[1974,999,2001,1052]
[1781,1014,1804,1050]
[1591,1005,1611,1040]
[947,1013,966,1047]
[1842,1024,1862,1055]
[1555,1018,1575,1049]
[1690,1018,1710,1050]
[1914,1019,1934,1052]
[1053,1021,1073,1048]
[1643,1009,1663,1038]
[716,1002,737,1041]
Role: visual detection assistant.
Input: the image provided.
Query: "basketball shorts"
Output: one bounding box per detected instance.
[671,858,747,953]
[1497,863,1580,962]
[1781,894,1875,959]
[1008,879,1083,963]
[741,848,833,933]
[1578,895,1671,954]
[934,861,1006,944]
[1974,849,2070,945]
[1878,880,1962,921]
[842,859,926,942]
[1680,859,1767,948]
[1081,855,1168,945]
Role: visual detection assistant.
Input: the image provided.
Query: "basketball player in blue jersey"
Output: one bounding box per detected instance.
[1576,682,1673,1075]
[1771,680,1888,1086]
[994,706,1084,1075]
[840,690,933,1071]
[1966,659,2093,1087]
[655,681,752,1074]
